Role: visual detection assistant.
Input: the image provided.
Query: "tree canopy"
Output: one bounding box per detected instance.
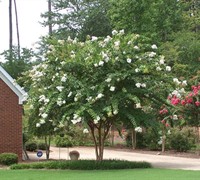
[27,31,173,160]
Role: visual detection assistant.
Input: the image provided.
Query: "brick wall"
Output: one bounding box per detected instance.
[0,79,23,161]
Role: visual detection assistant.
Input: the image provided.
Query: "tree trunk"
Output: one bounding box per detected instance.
[13,0,20,59]
[44,135,51,160]
[110,125,114,146]
[88,120,111,161]
[131,128,136,149]
[23,144,29,160]
[162,127,166,152]
[9,0,13,60]
[48,0,53,35]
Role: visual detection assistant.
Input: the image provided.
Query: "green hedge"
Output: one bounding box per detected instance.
[0,153,18,166]
[25,142,37,151]
[10,160,151,170]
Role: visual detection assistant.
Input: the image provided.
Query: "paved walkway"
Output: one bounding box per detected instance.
[28,147,200,171]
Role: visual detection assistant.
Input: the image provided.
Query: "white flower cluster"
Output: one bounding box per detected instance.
[31,70,44,82]
[170,88,185,98]
[156,56,171,72]
[135,83,146,88]
[94,60,105,67]
[36,118,46,128]
[112,29,125,36]
[172,115,178,120]
[86,96,93,102]
[68,91,73,97]
[101,51,110,62]
[114,40,120,50]
[58,40,65,45]
[127,58,132,63]
[166,66,171,72]
[91,36,98,41]
[173,78,187,86]
[148,52,156,58]
[134,45,139,50]
[83,128,89,134]
[135,68,140,73]
[94,116,101,124]
[113,110,118,115]
[39,95,49,104]
[105,78,112,83]
[159,56,165,64]
[57,97,66,106]
[135,127,142,133]
[99,35,112,47]
[135,103,141,109]
[151,44,157,49]
[70,50,76,58]
[74,93,81,102]
[110,86,115,91]
[41,113,48,119]
[71,114,82,124]
[104,35,112,43]
[61,74,67,82]
[56,86,64,92]
[96,93,104,100]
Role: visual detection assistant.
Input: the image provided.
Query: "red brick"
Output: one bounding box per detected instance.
[0,79,23,161]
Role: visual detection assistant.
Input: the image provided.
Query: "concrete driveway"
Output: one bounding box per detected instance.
[28,146,200,171]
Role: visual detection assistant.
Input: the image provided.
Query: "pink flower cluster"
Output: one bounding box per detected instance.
[161,119,170,127]
[169,85,200,107]
[159,108,168,115]
[159,107,170,127]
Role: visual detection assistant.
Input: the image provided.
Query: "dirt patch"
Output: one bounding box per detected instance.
[0,165,9,169]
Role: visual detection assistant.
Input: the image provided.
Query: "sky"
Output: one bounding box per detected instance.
[0,0,48,54]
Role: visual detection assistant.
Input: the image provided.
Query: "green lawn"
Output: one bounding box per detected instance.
[0,169,200,180]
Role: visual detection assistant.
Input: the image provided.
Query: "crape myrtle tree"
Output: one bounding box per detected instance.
[28,30,173,160]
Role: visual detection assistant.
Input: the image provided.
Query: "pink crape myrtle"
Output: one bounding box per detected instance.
[169,84,200,108]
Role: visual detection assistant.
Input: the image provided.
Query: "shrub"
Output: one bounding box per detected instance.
[55,135,73,147]
[126,131,146,149]
[169,127,196,152]
[10,160,152,170]
[126,128,162,150]
[65,126,94,146]
[0,153,18,165]
[38,143,46,150]
[25,141,37,151]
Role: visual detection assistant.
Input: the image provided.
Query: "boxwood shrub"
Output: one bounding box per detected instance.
[25,141,37,151]
[10,159,151,170]
[0,153,18,165]
[38,143,46,150]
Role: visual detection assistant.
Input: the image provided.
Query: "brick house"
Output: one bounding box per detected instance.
[0,66,26,161]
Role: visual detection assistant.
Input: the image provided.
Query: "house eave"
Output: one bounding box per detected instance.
[0,66,27,105]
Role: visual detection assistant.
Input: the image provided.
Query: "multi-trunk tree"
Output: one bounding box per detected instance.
[28,30,173,160]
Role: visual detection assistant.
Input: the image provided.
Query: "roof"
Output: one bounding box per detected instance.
[0,66,27,104]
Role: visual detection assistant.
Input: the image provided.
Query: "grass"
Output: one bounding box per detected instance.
[1,169,200,180]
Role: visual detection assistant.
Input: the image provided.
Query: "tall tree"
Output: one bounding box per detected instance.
[13,0,21,59]
[41,0,112,40]
[9,0,13,59]
[109,0,184,42]
[48,0,53,35]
